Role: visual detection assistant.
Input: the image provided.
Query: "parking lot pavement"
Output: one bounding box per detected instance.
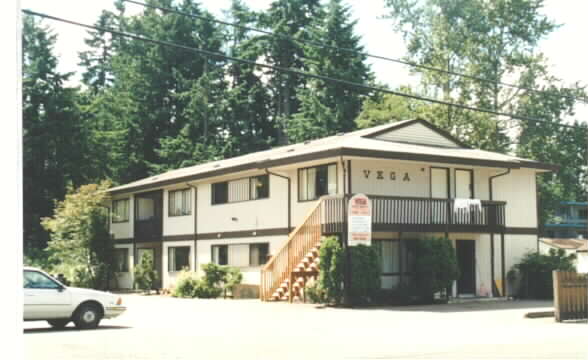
[24,295,588,360]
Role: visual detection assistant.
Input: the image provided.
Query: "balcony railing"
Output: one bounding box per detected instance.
[322,195,506,234]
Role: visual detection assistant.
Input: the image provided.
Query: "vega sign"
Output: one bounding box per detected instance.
[348,194,372,246]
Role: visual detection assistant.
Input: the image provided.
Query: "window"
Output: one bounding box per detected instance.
[212,182,229,205]
[578,208,587,219]
[114,248,129,272]
[168,246,190,271]
[249,243,270,266]
[298,164,337,201]
[169,189,192,217]
[375,239,415,275]
[212,245,228,265]
[212,243,270,267]
[250,175,269,200]
[136,197,155,221]
[212,174,270,205]
[23,270,61,289]
[112,199,129,223]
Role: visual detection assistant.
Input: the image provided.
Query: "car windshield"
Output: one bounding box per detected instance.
[24,270,61,289]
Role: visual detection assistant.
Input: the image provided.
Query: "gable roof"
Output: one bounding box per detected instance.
[108,119,558,195]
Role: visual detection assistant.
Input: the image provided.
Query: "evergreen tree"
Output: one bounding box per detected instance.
[23,16,87,250]
[288,0,372,142]
[255,0,323,144]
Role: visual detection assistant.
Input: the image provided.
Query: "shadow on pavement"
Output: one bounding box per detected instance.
[24,325,132,334]
[348,300,554,313]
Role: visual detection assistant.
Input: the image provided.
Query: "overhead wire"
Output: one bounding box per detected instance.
[123,0,588,106]
[22,9,584,131]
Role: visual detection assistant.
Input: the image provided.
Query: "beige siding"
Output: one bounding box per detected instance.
[197,173,289,234]
[351,159,430,197]
[374,122,460,148]
[492,169,538,227]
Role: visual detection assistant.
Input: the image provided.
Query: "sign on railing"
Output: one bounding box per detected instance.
[348,194,372,246]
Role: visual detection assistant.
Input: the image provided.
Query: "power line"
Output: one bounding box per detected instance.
[22,9,583,131]
[123,0,588,106]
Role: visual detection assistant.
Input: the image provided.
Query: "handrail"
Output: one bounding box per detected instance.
[260,197,327,300]
[261,198,324,272]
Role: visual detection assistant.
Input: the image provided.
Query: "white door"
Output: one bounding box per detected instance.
[23,270,72,320]
[455,169,473,199]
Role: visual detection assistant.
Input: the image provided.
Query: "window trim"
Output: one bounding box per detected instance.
[112,198,130,223]
[211,174,270,206]
[297,163,338,202]
[168,246,191,272]
[168,188,192,217]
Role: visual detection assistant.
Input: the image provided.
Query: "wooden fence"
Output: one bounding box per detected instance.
[552,271,588,322]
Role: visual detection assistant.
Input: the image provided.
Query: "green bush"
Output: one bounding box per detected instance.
[348,244,381,304]
[317,236,345,305]
[173,264,242,299]
[511,248,576,299]
[304,278,327,304]
[172,269,199,298]
[412,237,460,301]
[314,236,380,305]
[134,252,159,293]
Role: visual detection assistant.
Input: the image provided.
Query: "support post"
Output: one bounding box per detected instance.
[490,233,495,297]
[343,195,352,307]
[501,231,506,297]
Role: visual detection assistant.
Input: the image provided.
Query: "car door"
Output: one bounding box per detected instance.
[23,270,72,320]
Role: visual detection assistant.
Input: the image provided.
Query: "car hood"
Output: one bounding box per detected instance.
[67,287,118,300]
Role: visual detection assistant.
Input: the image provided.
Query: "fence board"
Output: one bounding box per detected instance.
[553,271,587,322]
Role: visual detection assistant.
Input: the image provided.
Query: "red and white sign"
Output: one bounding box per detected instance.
[348,194,372,246]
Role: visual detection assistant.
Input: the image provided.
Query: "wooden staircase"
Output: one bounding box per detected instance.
[261,196,344,302]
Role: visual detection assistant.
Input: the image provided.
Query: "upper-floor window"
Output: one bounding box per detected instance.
[211,174,270,205]
[298,164,337,201]
[169,189,191,217]
[112,199,129,223]
[135,197,155,221]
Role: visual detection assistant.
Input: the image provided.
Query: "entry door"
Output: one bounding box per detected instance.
[456,240,476,295]
[455,169,473,199]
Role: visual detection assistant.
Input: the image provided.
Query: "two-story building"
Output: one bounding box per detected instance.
[107,119,556,300]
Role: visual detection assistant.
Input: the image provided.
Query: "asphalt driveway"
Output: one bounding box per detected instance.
[24,295,587,360]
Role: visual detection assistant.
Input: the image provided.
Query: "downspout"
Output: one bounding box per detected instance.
[488,168,511,297]
[185,183,198,273]
[264,169,291,233]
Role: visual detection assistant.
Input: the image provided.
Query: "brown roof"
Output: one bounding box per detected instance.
[108,119,557,195]
[540,238,588,250]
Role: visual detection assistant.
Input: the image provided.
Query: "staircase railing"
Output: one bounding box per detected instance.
[260,197,326,301]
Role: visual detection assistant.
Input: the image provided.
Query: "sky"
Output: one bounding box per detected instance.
[21,0,588,123]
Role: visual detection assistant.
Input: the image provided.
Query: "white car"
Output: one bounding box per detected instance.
[23,267,127,329]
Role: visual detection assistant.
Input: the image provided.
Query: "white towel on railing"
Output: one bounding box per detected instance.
[454,198,481,213]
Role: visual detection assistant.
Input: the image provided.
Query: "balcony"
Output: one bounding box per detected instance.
[322,195,506,234]
[134,190,163,242]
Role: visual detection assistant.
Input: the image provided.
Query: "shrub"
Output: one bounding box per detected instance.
[511,248,576,299]
[134,252,159,293]
[192,280,223,298]
[348,244,381,305]
[304,278,327,304]
[317,236,345,304]
[172,270,199,298]
[412,237,460,302]
[314,236,380,305]
[222,266,243,298]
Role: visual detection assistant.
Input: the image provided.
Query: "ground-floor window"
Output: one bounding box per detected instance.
[114,248,129,272]
[168,246,190,271]
[212,243,270,267]
[374,239,416,288]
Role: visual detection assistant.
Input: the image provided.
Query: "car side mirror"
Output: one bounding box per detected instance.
[57,285,66,292]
